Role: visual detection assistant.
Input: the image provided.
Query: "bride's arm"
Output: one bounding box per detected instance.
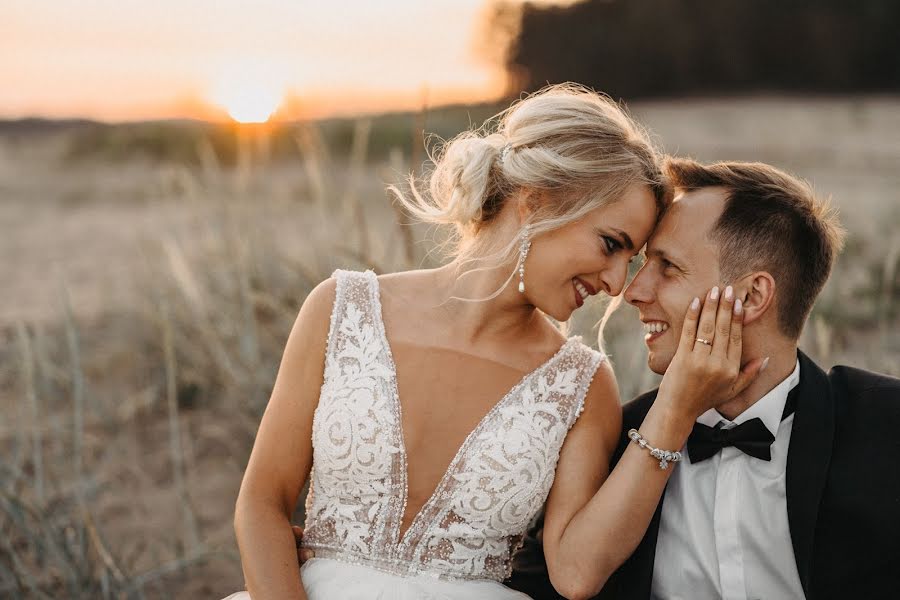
[540,289,765,599]
[538,363,689,600]
[233,278,336,600]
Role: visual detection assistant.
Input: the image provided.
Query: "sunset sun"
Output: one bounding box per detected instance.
[211,65,286,123]
[214,86,282,123]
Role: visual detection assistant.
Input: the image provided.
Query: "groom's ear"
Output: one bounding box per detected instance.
[737,271,776,327]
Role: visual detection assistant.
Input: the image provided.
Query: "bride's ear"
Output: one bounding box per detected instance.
[515,188,542,226]
[736,271,776,326]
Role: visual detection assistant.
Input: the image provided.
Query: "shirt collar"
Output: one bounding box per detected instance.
[696,359,801,436]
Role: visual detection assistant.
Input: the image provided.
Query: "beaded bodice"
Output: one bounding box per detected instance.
[302,269,605,582]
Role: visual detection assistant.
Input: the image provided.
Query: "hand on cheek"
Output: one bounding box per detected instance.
[656,285,768,420]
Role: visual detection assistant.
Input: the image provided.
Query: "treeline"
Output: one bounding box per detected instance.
[498,0,900,98]
[24,103,505,167]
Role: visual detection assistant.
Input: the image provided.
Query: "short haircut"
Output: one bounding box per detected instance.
[664,157,846,339]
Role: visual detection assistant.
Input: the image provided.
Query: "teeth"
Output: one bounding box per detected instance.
[643,321,669,334]
[573,280,589,301]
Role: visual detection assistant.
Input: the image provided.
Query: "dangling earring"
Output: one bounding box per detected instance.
[517,224,532,293]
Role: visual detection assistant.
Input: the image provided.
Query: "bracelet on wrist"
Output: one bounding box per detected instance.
[627,428,683,470]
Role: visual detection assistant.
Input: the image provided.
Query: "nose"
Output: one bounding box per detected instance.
[600,260,629,297]
[624,264,652,306]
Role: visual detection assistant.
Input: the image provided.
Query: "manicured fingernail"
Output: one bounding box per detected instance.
[734,298,742,315]
[710,286,719,300]
[724,286,733,301]
[690,297,700,311]
[761,356,770,373]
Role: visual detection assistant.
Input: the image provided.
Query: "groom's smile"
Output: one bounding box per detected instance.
[625,188,726,374]
[641,320,670,343]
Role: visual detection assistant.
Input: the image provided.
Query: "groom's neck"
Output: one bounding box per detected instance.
[714,339,799,422]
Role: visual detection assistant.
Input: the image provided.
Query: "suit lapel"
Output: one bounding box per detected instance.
[785,351,835,598]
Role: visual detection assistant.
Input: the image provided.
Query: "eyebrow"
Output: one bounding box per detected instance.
[648,247,683,267]
[611,228,635,251]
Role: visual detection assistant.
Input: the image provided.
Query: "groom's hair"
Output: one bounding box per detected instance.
[664,157,846,339]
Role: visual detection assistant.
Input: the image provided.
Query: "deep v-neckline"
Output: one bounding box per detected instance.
[364,272,576,550]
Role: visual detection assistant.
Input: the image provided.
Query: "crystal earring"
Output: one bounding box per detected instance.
[517,224,532,293]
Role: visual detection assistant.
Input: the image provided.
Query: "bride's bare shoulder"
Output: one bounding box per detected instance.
[296,275,339,327]
[375,269,435,297]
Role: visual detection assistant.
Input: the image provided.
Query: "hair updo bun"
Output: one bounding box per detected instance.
[425,132,507,228]
[391,83,670,263]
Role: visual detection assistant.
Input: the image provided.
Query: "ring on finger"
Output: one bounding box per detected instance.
[695,337,713,346]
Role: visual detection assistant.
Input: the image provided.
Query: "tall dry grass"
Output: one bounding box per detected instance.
[0,97,897,597]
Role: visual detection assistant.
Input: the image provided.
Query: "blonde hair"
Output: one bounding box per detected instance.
[395,83,668,260]
[391,83,670,344]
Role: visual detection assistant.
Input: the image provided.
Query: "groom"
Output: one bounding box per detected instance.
[506,158,900,599]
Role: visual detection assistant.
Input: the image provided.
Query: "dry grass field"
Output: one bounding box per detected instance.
[1,96,898,598]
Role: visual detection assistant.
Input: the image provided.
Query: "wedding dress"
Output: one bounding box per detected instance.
[225,269,605,599]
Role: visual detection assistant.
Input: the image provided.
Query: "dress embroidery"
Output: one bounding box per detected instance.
[303,269,605,581]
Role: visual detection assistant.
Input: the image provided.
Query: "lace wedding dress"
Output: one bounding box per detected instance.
[226,269,605,599]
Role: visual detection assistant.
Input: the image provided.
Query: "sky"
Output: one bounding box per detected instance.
[1,0,573,122]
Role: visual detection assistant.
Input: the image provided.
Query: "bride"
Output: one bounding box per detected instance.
[225,84,761,599]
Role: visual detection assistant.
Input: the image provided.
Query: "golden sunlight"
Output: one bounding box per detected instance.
[210,62,286,123]
[213,85,282,123]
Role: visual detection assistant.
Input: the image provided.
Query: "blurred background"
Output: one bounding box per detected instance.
[2,0,898,597]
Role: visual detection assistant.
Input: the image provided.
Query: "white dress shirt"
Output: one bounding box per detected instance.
[651,361,805,600]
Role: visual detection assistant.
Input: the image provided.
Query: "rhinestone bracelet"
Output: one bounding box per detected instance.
[627,428,683,470]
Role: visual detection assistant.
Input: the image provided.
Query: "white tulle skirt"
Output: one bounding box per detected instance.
[223,557,532,599]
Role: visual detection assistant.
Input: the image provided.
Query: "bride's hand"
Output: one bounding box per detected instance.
[293,525,315,566]
[656,285,767,420]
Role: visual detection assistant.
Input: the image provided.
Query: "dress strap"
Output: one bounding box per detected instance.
[323,269,379,367]
[557,340,607,431]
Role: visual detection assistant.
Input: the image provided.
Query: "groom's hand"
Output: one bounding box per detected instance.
[293,525,315,566]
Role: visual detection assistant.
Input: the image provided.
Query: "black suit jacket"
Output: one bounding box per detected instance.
[506,351,900,599]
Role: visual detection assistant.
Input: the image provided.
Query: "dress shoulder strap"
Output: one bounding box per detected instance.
[551,338,607,431]
[323,269,379,366]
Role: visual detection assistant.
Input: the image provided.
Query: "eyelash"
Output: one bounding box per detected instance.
[602,235,621,254]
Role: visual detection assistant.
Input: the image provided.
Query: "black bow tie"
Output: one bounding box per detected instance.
[686,379,800,463]
[687,418,775,462]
